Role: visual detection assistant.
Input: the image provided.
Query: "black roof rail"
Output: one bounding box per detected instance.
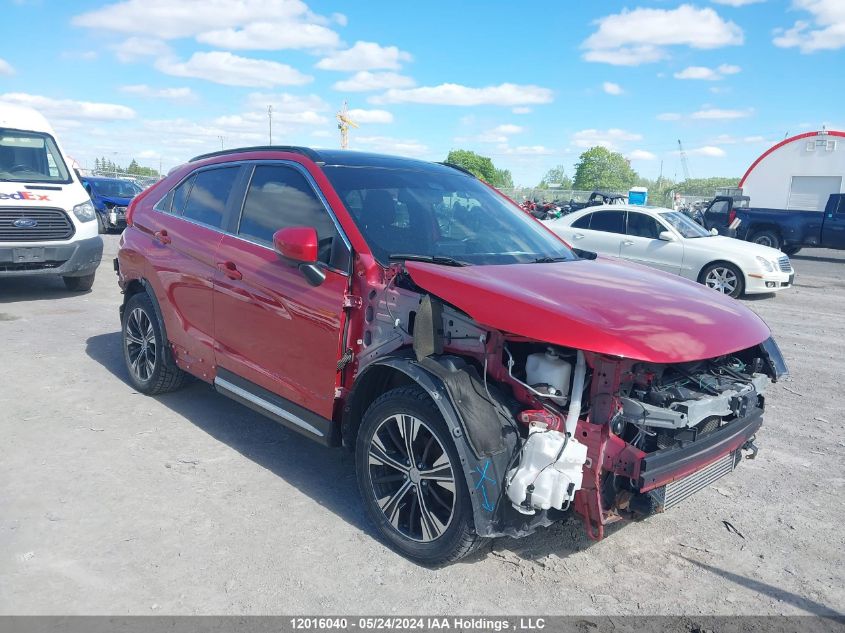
[438,162,478,178]
[189,145,322,163]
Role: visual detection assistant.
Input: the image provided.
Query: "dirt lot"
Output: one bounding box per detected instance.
[1,234,843,616]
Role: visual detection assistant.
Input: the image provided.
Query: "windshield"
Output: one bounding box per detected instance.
[0,128,71,184]
[660,210,711,238]
[323,165,576,266]
[90,179,141,198]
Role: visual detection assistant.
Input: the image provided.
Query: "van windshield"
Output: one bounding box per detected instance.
[0,129,71,184]
[323,165,576,266]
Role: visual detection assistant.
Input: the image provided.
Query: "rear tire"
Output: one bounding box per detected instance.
[356,386,481,566]
[96,214,107,234]
[749,229,781,250]
[700,262,745,298]
[783,246,802,256]
[122,292,187,395]
[63,273,95,292]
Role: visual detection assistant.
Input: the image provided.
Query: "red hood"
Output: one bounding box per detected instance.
[405,257,770,363]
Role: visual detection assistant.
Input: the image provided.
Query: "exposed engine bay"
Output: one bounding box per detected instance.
[349,266,786,540]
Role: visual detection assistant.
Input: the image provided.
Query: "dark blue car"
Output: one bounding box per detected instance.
[81,177,142,233]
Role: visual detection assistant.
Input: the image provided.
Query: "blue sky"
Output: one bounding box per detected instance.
[1,0,843,185]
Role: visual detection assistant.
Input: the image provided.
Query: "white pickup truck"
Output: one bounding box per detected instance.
[0,102,102,291]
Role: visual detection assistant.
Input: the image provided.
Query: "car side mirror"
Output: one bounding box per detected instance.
[272,226,325,287]
[658,230,677,242]
[710,228,719,236]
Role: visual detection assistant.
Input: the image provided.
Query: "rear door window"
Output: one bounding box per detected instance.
[237,164,349,270]
[626,212,663,239]
[571,213,592,229]
[182,168,239,229]
[588,211,626,234]
[155,174,195,214]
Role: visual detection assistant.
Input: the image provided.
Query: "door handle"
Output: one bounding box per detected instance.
[572,233,585,240]
[217,261,243,280]
[622,240,635,246]
[153,229,171,245]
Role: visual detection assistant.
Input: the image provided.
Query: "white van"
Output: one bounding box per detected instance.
[0,102,102,290]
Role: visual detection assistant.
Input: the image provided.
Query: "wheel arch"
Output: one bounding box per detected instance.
[747,223,782,243]
[120,278,171,357]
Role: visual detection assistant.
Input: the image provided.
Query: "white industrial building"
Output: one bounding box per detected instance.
[740,129,845,211]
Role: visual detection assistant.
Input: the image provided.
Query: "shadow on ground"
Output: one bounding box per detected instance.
[85,331,372,539]
[85,330,604,565]
[0,275,86,303]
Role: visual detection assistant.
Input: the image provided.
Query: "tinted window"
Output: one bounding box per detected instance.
[588,211,625,234]
[182,168,239,228]
[626,212,663,239]
[238,164,349,270]
[571,213,592,229]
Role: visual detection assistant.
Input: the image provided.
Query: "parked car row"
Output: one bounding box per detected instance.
[2,101,789,566]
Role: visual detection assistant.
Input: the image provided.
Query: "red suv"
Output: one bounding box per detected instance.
[116,147,787,565]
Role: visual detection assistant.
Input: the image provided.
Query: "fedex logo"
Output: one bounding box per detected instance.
[0,191,51,201]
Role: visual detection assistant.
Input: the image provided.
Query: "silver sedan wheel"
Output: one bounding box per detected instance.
[125,307,156,382]
[704,266,739,295]
[367,414,456,543]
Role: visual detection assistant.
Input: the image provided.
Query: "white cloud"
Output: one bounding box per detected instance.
[674,64,741,80]
[196,21,339,50]
[684,145,727,157]
[0,58,14,76]
[74,0,322,39]
[512,107,532,114]
[371,83,554,107]
[583,5,743,66]
[346,108,393,124]
[708,133,768,144]
[691,107,754,119]
[602,81,624,95]
[0,92,135,121]
[657,112,683,121]
[113,37,171,63]
[121,84,197,100]
[494,145,554,156]
[354,135,428,156]
[774,0,845,52]
[316,41,412,71]
[571,128,643,149]
[331,12,348,26]
[332,71,415,92]
[711,0,765,5]
[156,52,312,87]
[628,149,657,160]
[245,92,329,113]
[463,124,525,144]
[60,50,98,61]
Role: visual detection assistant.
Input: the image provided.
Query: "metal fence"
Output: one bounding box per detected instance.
[79,168,161,190]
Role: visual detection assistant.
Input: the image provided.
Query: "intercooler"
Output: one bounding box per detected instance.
[648,451,738,511]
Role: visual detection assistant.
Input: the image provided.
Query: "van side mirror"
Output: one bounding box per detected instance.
[273,226,325,287]
[658,231,677,242]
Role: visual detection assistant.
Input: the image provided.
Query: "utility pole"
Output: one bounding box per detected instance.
[268,105,273,145]
[218,136,225,151]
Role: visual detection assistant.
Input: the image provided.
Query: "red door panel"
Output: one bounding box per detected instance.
[135,210,222,370]
[213,235,346,419]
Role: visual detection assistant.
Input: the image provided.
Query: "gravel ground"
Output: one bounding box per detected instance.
[1,235,843,616]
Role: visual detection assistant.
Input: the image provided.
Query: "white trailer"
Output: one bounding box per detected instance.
[740,130,845,211]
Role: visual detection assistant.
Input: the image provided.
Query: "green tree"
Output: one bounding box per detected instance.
[572,146,638,192]
[537,164,572,190]
[675,177,740,196]
[444,149,511,188]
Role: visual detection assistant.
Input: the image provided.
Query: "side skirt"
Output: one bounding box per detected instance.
[214,368,336,447]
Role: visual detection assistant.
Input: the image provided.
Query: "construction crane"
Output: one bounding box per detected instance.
[336,101,358,150]
[677,139,691,181]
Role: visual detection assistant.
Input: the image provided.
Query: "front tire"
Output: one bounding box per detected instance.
[122,292,187,395]
[356,386,481,565]
[700,262,745,298]
[783,246,802,256]
[63,273,95,292]
[749,229,781,250]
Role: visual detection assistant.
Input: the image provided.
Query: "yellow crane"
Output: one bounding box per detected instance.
[336,101,358,150]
